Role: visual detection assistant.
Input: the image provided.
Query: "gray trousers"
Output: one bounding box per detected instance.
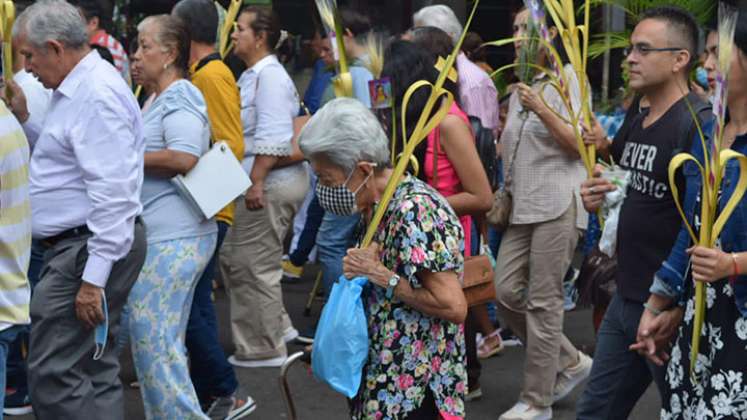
[28,222,146,420]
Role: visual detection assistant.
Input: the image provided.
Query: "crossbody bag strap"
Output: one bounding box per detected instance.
[504,115,528,190]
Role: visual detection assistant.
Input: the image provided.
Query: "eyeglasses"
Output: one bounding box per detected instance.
[624,44,685,57]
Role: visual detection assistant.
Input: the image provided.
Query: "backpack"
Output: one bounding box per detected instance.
[468,116,500,190]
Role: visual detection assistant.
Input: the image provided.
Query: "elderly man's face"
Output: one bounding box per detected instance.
[18,35,66,89]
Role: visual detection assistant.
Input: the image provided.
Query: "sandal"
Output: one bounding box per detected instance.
[477,330,504,359]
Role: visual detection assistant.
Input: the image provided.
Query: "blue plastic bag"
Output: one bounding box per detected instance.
[311,275,369,398]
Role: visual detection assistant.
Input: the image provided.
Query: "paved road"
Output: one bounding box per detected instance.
[16,266,660,419]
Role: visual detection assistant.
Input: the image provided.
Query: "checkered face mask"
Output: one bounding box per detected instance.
[316,166,373,216]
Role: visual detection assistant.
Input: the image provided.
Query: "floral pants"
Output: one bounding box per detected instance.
[127,234,217,419]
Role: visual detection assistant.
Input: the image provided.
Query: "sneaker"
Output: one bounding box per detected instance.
[281,259,304,279]
[499,329,522,347]
[3,389,32,416]
[498,401,551,420]
[477,330,504,359]
[228,354,287,368]
[205,394,257,420]
[295,326,315,344]
[283,327,299,343]
[553,351,593,403]
[465,385,482,402]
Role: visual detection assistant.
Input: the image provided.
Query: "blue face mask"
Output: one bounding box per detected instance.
[696,67,709,90]
[93,290,108,361]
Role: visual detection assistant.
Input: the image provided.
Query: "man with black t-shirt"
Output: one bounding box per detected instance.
[576,7,711,419]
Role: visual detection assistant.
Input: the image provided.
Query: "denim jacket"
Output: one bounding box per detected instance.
[651,118,747,317]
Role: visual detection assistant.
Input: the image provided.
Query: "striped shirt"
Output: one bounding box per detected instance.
[0,103,31,328]
[456,53,500,132]
[91,30,132,86]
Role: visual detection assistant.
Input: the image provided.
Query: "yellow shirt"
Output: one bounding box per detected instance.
[0,102,31,326]
[190,56,245,225]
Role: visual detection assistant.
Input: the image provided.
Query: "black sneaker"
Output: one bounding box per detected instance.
[4,388,32,416]
[499,329,522,347]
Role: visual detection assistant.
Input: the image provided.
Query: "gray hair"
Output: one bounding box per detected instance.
[413,5,463,45]
[15,0,89,49]
[299,98,390,173]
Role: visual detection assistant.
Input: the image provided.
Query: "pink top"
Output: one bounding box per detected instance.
[424,102,473,257]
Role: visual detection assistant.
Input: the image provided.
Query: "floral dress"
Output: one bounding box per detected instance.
[351,175,467,420]
[661,190,747,419]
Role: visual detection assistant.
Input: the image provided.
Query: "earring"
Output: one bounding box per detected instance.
[163,63,169,70]
[255,44,260,50]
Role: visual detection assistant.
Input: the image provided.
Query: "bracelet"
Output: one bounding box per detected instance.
[643,302,663,316]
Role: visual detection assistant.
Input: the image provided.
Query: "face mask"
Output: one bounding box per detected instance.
[316,166,374,216]
[695,67,709,90]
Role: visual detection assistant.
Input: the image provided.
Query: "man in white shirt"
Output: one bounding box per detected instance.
[0,15,54,416]
[10,22,51,147]
[7,2,146,418]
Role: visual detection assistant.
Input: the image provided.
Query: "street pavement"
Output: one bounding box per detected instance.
[16,265,660,419]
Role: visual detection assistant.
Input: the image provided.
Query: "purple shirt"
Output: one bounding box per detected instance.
[456,53,500,132]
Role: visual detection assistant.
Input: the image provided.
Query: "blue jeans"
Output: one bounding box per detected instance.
[0,326,26,420]
[185,221,237,403]
[289,194,325,267]
[5,242,44,395]
[316,212,359,297]
[576,294,666,419]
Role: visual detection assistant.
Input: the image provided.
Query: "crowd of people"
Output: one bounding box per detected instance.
[0,0,745,419]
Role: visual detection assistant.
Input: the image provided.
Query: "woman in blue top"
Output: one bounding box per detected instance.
[127,14,217,419]
[633,17,747,418]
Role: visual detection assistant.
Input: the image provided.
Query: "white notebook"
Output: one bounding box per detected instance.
[171,141,251,220]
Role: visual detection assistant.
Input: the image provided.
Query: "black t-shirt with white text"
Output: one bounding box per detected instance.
[610,93,707,303]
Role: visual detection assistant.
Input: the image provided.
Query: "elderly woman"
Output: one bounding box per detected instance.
[127,14,217,418]
[299,97,468,419]
[220,6,308,368]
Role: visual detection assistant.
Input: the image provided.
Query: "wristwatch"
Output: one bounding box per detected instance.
[386,274,401,299]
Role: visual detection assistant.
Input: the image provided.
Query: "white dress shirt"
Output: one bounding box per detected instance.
[29,51,145,288]
[13,69,51,147]
[238,54,304,186]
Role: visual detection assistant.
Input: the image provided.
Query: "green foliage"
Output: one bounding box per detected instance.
[590,0,715,24]
[517,19,541,84]
[588,31,630,59]
[589,0,717,58]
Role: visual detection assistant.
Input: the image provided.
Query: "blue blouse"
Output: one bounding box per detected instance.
[652,118,747,317]
[140,79,217,244]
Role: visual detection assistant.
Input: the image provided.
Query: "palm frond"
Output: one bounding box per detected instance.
[587,31,630,59]
[363,32,384,79]
[591,0,715,24]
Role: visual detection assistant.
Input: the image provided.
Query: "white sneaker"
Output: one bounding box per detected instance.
[553,351,593,403]
[498,401,551,420]
[283,326,299,343]
[228,354,288,368]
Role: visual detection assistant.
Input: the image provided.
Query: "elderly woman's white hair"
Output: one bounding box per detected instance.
[413,5,463,45]
[15,0,89,49]
[299,98,390,173]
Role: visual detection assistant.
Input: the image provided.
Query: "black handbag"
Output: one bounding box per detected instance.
[576,246,617,308]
